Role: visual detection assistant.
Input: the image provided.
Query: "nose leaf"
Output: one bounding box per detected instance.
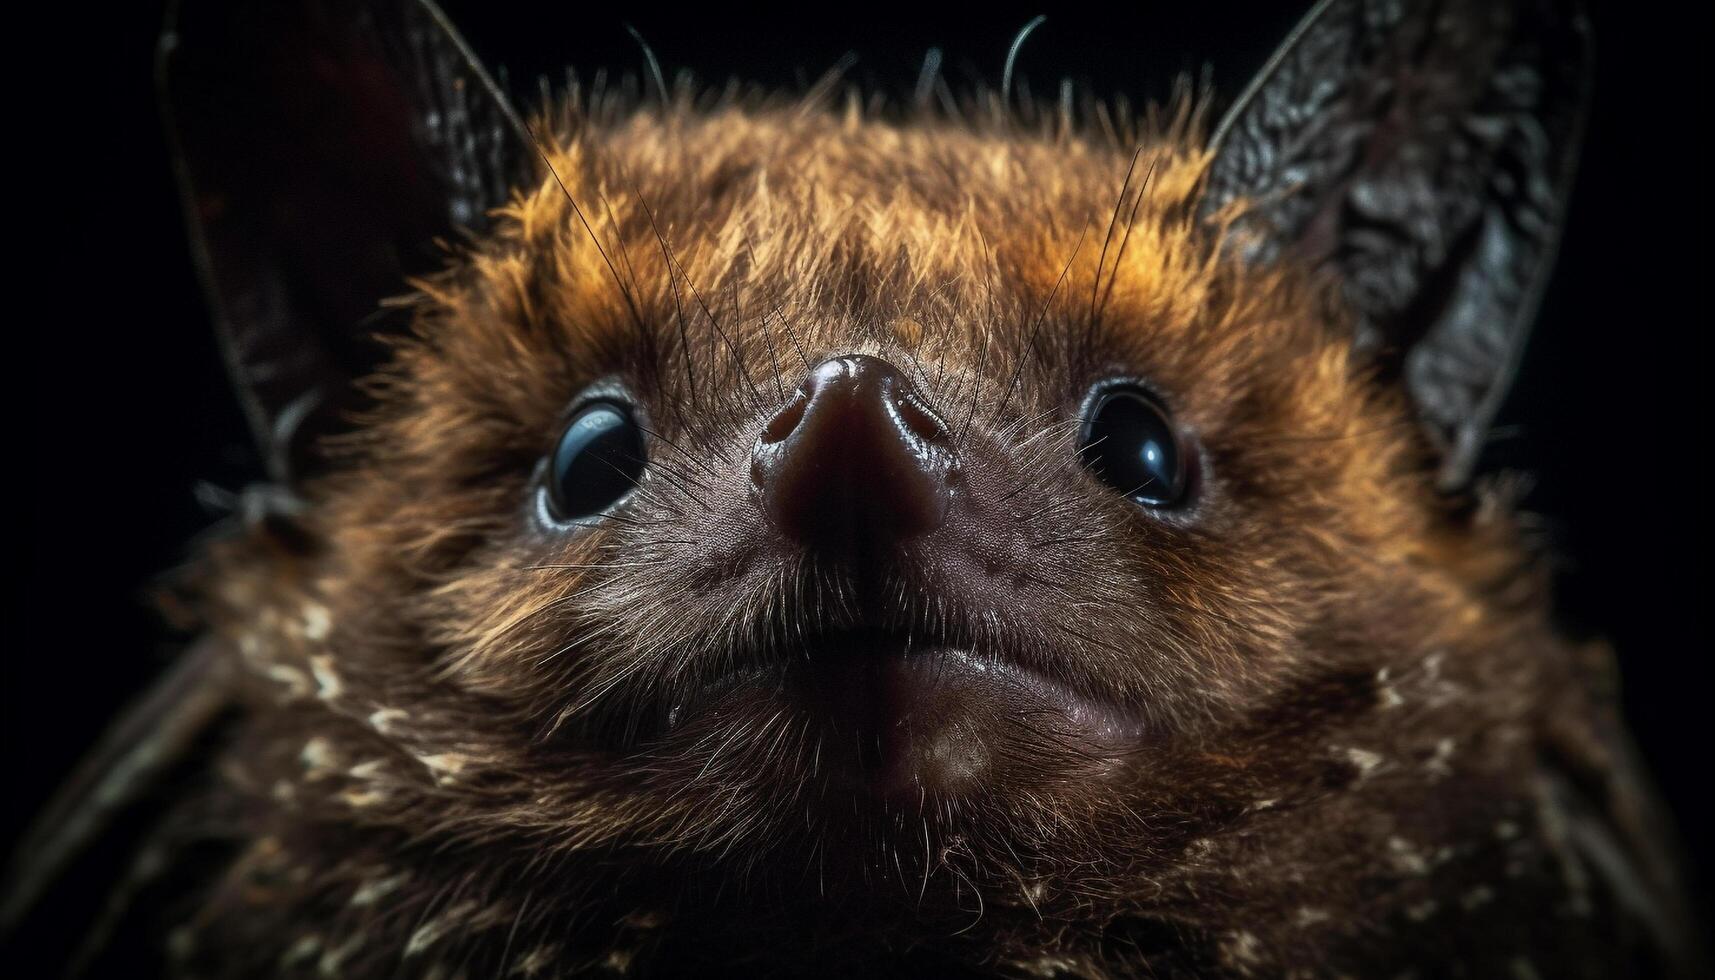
[751,355,955,548]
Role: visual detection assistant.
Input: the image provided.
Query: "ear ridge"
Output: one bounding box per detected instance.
[1200,0,1593,489]
[158,0,533,487]
[406,0,543,226]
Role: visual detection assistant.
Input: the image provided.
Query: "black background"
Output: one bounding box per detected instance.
[12,0,1710,907]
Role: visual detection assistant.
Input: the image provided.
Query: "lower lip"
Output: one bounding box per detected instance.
[795,645,1146,799]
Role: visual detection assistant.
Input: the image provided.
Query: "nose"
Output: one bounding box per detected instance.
[751,354,956,548]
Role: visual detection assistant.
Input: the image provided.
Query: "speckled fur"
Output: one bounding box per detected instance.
[142,90,1690,977]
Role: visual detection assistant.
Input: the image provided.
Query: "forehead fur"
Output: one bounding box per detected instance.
[377,100,1419,515]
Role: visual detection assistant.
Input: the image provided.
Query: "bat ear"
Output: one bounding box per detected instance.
[158,0,533,486]
[1200,0,1593,490]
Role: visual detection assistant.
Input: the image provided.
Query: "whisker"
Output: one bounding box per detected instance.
[625,453,715,508]
[992,224,1086,426]
[623,24,671,109]
[913,47,944,111]
[744,238,814,374]
[1095,155,1158,323]
[633,423,725,482]
[629,179,701,415]
[1001,16,1048,113]
[743,275,786,401]
[1087,145,1145,354]
[595,187,660,373]
[958,228,999,445]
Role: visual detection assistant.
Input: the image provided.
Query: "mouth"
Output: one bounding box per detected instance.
[659,625,1150,800]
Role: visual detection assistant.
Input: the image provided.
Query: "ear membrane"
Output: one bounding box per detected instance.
[158,0,532,485]
[1200,0,1593,489]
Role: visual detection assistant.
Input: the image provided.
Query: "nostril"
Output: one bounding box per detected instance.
[751,353,957,546]
[759,388,809,445]
[893,388,951,445]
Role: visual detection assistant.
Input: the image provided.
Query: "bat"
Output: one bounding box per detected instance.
[4,0,1703,976]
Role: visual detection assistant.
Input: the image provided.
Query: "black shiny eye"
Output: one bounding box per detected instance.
[545,401,647,521]
[1078,385,1190,508]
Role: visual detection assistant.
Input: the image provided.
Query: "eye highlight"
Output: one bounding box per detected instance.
[545,401,647,522]
[1078,384,1190,508]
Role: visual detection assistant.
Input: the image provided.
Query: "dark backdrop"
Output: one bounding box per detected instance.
[13,0,1710,899]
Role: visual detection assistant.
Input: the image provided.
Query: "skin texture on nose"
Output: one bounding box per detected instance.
[750,354,957,550]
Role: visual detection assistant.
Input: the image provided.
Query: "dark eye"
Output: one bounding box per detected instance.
[1078,385,1190,508]
[545,401,647,521]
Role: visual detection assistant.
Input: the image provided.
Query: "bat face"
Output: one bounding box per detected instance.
[321,107,1451,830]
[10,0,1701,977]
[197,107,1572,970]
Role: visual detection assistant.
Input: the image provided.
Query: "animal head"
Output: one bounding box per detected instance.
[161,0,1593,967]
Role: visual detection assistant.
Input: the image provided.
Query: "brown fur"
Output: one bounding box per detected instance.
[153,91,1685,977]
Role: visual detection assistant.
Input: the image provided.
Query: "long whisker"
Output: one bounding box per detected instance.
[1001,16,1048,112]
[1087,145,1145,354]
[628,180,701,417]
[743,275,786,401]
[623,24,671,109]
[674,251,766,414]
[991,225,1088,426]
[633,423,725,481]
[594,187,660,372]
[913,47,943,111]
[1095,155,1158,324]
[414,3,653,352]
[743,238,815,374]
[958,227,999,445]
